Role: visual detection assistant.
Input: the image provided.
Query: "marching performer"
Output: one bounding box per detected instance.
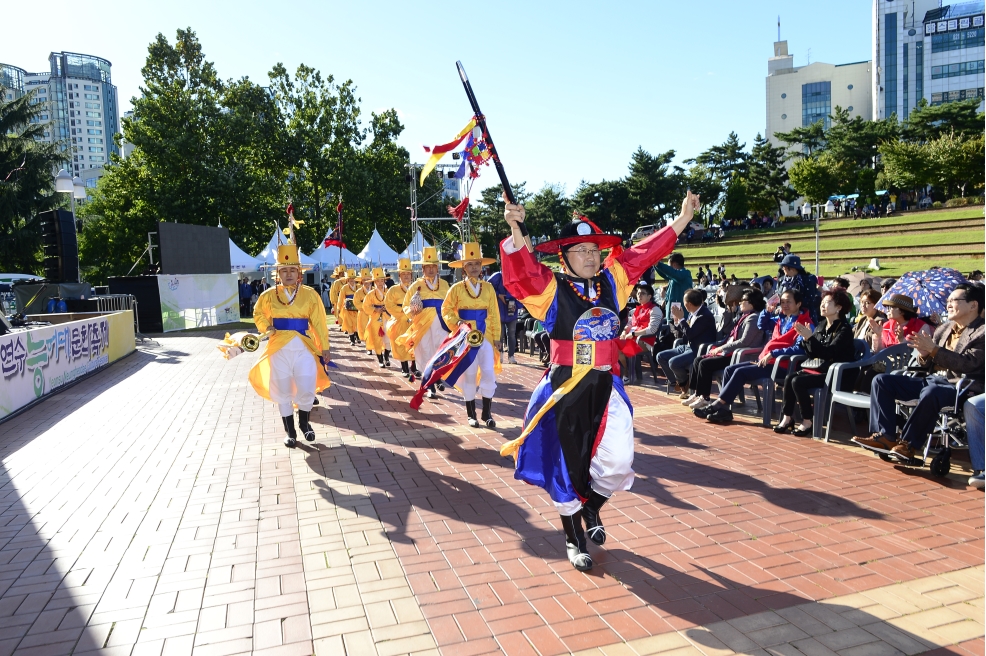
[443,242,501,427]
[250,240,331,448]
[362,267,393,368]
[499,192,700,571]
[328,265,346,325]
[385,258,416,379]
[335,268,361,344]
[397,247,450,398]
[354,268,373,353]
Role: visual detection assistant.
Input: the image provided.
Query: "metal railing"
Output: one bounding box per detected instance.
[91,294,141,336]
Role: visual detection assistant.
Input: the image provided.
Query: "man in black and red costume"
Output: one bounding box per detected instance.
[499,192,700,571]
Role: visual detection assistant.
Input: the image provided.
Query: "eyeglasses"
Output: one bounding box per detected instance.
[568,247,601,257]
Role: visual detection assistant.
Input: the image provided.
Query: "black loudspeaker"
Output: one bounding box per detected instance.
[38,209,79,283]
[108,276,163,333]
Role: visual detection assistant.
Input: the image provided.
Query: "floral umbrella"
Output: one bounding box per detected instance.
[877,267,967,319]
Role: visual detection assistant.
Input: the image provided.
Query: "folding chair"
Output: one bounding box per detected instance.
[823,343,911,442]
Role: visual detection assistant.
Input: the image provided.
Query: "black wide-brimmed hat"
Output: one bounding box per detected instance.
[534,214,624,254]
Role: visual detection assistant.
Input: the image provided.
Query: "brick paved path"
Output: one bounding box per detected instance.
[0,330,982,656]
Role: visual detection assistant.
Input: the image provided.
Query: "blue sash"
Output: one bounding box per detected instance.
[273,318,309,335]
[422,298,450,332]
[442,309,488,386]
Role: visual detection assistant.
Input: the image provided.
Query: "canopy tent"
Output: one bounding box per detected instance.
[308,244,365,271]
[399,229,432,261]
[255,229,317,267]
[229,238,262,272]
[357,228,401,270]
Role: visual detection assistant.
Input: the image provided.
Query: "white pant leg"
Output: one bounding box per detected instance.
[589,391,635,496]
[415,317,447,370]
[268,336,317,416]
[460,340,495,401]
[554,497,584,516]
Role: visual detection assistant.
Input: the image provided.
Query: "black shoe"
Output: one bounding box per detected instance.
[377,354,386,368]
[298,410,315,442]
[773,422,791,434]
[693,403,721,419]
[312,396,319,406]
[436,381,446,392]
[384,350,391,367]
[411,362,421,377]
[466,400,479,427]
[792,425,812,437]
[560,511,592,571]
[282,415,298,448]
[581,491,609,545]
[401,361,409,375]
[707,408,733,424]
[349,334,357,345]
[481,397,496,428]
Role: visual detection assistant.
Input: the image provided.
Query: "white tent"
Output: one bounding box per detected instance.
[308,225,367,273]
[255,229,317,267]
[398,229,432,262]
[229,238,262,273]
[357,228,401,270]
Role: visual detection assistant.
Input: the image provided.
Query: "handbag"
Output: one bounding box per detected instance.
[800,357,825,370]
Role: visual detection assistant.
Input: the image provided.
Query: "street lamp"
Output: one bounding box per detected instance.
[53,168,83,282]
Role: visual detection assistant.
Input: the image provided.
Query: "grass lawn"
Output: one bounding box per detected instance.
[678,228,983,259]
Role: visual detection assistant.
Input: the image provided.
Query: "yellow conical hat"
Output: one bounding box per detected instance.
[345,268,358,279]
[276,244,302,268]
[371,267,388,280]
[331,265,345,278]
[449,242,496,268]
[393,257,412,273]
[412,246,447,265]
[359,268,372,281]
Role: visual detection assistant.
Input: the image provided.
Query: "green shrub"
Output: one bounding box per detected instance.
[932,201,943,208]
[944,196,985,207]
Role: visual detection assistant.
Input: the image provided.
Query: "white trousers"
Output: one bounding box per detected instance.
[268,336,317,417]
[414,317,448,370]
[460,340,496,402]
[555,390,635,515]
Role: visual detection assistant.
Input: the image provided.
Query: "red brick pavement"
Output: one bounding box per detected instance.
[0,329,981,655]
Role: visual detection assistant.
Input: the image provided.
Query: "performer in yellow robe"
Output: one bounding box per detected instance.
[443,242,502,427]
[334,269,361,344]
[396,247,450,398]
[328,265,346,326]
[354,268,373,351]
[250,242,331,448]
[362,267,392,367]
[385,258,415,380]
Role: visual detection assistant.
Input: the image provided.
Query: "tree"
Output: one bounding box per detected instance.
[684,132,748,219]
[878,139,930,191]
[624,147,684,226]
[524,184,571,241]
[825,107,897,169]
[721,174,749,220]
[788,155,837,204]
[0,85,64,274]
[747,133,797,214]
[469,182,528,262]
[902,98,985,142]
[926,130,985,198]
[682,164,722,226]
[774,120,826,158]
[572,179,633,235]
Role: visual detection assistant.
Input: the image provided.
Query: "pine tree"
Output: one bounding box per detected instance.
[747,133,797,214]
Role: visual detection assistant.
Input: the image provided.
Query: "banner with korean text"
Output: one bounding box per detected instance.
[0,311,136,420]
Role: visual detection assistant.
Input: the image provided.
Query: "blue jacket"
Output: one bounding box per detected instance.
[487,272,519,322]
[757,309,812,357]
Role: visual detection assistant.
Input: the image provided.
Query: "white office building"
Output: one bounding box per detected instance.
[0,52,120,177]
[873,0,985,120]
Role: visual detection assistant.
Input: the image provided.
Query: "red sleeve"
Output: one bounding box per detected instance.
[499,237,557,321]
[614,225,680,283]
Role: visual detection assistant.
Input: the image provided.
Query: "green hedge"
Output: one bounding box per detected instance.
[944,196,985,207]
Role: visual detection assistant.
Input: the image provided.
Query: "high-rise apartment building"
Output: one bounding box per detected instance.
[874,0,984,120]
[0,52,120,176]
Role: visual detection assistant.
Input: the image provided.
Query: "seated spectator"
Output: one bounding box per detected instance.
[965,394,984,488]
[681,289,767,409]
[777,254,820,323]
[854,283,985,460]
[880,278,897,295]
[854,289,886,352]
[875,294,932,350]
[657,289,716,394]
[714,288,738,340]
[694,289,814,424]
[774,290,856,436]
[617,283,664,383]
[968,270,984,282]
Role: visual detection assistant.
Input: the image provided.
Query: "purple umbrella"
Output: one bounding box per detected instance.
[878,267,967,319]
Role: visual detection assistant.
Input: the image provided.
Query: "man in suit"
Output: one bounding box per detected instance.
[855,283,984,461]
[656,288,716,394]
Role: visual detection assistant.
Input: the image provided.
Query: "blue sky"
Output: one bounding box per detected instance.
[5,0,872,196]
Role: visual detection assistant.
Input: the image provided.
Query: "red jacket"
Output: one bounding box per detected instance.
[758,309,813,362]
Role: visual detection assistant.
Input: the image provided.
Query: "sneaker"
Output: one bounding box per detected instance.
[693,403,721,420]
[680,393,698,406]
[689,397,713,409]
[852,434,899,454]
[508,356,518,364]
[706,408,734,425]
[679,390,693,400]
[969,472,985,489]
[672,384,686,395]
[890,442,918,461]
